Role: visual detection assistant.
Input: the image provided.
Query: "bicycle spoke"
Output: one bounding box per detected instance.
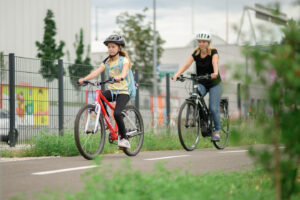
[122,105,144,156]
[178,101,200,151]
[74,104,106,160]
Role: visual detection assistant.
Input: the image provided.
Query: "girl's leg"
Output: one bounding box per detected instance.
[101,90,113,116]
[209,84,222,136]
[114,94,130,139]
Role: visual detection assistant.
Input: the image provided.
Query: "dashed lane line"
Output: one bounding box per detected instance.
[144,155,191,161]
[32,165,97,175]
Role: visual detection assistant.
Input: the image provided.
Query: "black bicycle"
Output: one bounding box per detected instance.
[176,74,230,151]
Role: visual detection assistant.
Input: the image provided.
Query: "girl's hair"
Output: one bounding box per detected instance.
[106,46,133,68]
[119,49,133,68]
[193,42,216,56]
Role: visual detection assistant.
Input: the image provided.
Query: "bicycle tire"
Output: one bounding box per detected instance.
[213,102,230,149]
[178,100,201,151]
[74,104,106,160]
[122,105,144,156]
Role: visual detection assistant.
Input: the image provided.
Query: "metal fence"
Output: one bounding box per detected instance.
[0,53,264,147]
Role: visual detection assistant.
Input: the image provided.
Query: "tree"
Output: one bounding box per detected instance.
[36,9,65,82]
[242,19,300,200]
[68,28,93,90]
[116,8,165,91]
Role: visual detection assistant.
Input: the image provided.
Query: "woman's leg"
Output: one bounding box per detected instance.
[209,84,222,135]
[114,94,130,139]
[197,84,207,96]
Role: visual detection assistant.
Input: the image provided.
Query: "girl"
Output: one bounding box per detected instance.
[173,31,222,141]
[78,34,132,148]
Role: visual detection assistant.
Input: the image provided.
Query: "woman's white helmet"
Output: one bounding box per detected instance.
[195,31,212,42]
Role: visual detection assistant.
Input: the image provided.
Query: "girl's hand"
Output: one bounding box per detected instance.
[211,73,218,79]
[114,76,123,82]
[78,78,85,84]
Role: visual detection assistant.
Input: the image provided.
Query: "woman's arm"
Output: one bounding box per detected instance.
[172,56,194,81]
[78,64,105,84]
[211,54,219,79]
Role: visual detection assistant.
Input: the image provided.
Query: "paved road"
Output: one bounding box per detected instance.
[1,146,255,200]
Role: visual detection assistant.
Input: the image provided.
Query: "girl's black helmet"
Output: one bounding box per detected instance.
[103,34,125,47]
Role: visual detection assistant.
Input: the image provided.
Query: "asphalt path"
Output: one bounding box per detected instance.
[1,146,256,200]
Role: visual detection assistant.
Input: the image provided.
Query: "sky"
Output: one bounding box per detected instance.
[90,0,300,52]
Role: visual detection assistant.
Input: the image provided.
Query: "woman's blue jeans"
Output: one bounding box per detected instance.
[197,83,221,133]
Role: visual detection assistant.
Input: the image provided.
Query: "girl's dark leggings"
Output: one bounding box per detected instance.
[101,90,130,139]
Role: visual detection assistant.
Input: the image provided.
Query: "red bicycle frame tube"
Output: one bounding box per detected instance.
[95,90,119,140]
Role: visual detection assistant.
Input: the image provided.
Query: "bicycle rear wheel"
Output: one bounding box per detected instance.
[122,105,144,156]
[178,100,200,151]
[213,101,230,149]
[74,104,106,160]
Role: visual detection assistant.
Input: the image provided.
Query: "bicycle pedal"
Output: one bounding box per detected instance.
[118,147,125,150]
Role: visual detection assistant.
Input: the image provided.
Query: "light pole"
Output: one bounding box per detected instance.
[95,6,100,41]
[153,0,158,130]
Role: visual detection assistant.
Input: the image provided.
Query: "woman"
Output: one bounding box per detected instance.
[78,34,132,148]
[173,31,222,141]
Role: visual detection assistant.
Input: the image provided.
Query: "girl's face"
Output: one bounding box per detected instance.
[197,40,209,50]
[107,42,120,56]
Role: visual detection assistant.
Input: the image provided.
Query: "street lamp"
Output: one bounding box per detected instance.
[153,0,158,130]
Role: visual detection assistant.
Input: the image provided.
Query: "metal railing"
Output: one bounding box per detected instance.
[0,53,264,146]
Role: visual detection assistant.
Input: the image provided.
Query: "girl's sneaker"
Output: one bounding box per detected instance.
[211,133,220,142]
[118,138,131,148]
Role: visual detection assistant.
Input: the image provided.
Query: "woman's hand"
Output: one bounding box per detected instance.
[211,73,218,79]
[114,76,124,82]
[172,74,178,82]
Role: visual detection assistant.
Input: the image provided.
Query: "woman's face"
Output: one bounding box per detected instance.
[197,40,209,50]
[107,42,120,56]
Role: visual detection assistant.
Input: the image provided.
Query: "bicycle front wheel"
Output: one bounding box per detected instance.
[213,101,230,149]
[74,104,106,160]
[122,105,144,156]
[178,100,201,151]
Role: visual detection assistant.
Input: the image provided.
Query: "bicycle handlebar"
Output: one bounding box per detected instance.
[176,74,211,82]
[77,77,124,87]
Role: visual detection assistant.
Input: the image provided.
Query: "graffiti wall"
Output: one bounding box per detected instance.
[0,85,49,125]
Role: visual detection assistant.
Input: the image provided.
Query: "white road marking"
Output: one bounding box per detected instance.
[144,155,190,161]
[0,156,60,163]
[32,165,97,175]
[219,150,248,153]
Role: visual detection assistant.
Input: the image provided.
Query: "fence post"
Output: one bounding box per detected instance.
[237,83,241,120]
[101,72,105,91]
[8,53,16,147]
[58,59,64,136]
[134,69,139,110]
[166,73,171,127]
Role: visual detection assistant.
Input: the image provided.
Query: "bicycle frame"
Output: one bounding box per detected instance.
[185,86,213,136]
[86,89,119,140]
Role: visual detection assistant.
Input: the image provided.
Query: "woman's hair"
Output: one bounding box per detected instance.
[193,42,216,56]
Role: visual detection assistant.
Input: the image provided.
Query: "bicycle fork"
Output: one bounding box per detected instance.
[85,103,101,134]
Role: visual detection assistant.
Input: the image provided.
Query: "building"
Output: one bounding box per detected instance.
[0,0,91,62]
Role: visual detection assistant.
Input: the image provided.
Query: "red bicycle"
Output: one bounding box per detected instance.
[74,78,144,160]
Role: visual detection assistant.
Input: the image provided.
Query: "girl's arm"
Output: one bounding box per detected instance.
[211,54,219,79]
[78,64,105,84]
[114,62,129,81]
[172,56,194,81]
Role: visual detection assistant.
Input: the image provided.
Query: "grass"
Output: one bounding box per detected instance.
[0,121,266,158]
[11,159,300,200]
